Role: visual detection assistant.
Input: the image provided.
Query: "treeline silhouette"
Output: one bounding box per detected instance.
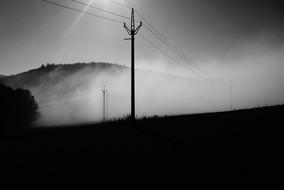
[0,62,127,89]
[0,83,39,135]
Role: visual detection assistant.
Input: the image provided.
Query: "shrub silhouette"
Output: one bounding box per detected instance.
[0,84,39,134]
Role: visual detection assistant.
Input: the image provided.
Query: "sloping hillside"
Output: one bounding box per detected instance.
[0,62,131,125]
[0,62,127,89]
[1,105,283,183]
[0,62,211,126]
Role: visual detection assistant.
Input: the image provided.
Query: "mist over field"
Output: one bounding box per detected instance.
[35,37,284,126]
[0,34,283,127]
[203,35,284,105]
[1,62,222,126]
[25,64,226,126]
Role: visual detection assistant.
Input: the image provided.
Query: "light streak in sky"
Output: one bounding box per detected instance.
[65,0,96,35]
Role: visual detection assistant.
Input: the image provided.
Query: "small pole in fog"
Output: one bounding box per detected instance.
[230,80,233,111]
[102,85,107,121]
[106,91,109,119]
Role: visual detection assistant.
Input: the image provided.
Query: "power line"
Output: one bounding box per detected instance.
[70,0,130,20]
[43,0,205,78]
[138,34,203,78]
[143,21,196,66]
[42,0,124,24]
[135,10,195,62]
[107,0,206,78]
[134,8,197,64]
[139,18,206,78]
[107,1,199,66]
[138,34,182,66]
[109,0,132,9]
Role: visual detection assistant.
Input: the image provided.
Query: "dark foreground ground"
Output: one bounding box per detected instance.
[1,106,284,186]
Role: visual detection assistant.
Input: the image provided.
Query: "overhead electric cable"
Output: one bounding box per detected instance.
[70,0,130,20]
[42,0,124,24]
[141,20,206,77]
[109,0,132,9]
[135,10,195,62]
[138,34,203,78]
[107,0,206,77]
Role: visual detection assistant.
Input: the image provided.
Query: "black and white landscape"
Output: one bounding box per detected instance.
[1,0,284,184]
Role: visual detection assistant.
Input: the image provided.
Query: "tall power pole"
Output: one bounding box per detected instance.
[124,8,142,121]
[102,85,107,121]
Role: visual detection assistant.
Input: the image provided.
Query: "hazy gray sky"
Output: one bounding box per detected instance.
[1,0,284,124]
[0,0,284,75]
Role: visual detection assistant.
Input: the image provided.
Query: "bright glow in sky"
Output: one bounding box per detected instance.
[66,0,96,35]
[67,0,127,33]
[1,0,283,74]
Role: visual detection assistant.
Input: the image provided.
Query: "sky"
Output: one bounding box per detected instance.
[1,0,284,124]
[0,0,283,75]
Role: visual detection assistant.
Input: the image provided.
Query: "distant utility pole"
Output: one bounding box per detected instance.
[106,91,109,119]
[230,80,233,111]
[124,8,142,121]
[102,85,107,121]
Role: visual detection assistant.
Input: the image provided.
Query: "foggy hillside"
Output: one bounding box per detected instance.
[0,62,226,126]
[0,62,127,89]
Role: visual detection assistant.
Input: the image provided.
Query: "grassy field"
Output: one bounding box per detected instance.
[1,106,284,185]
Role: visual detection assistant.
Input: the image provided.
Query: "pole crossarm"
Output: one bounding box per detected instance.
[124,23,132,35]
[135,22,142,35]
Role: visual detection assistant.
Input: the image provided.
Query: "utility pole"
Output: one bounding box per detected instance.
[102,85,107,121]
[230,80,233,111]
[124,8,142,121]
[106,91,108,119]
